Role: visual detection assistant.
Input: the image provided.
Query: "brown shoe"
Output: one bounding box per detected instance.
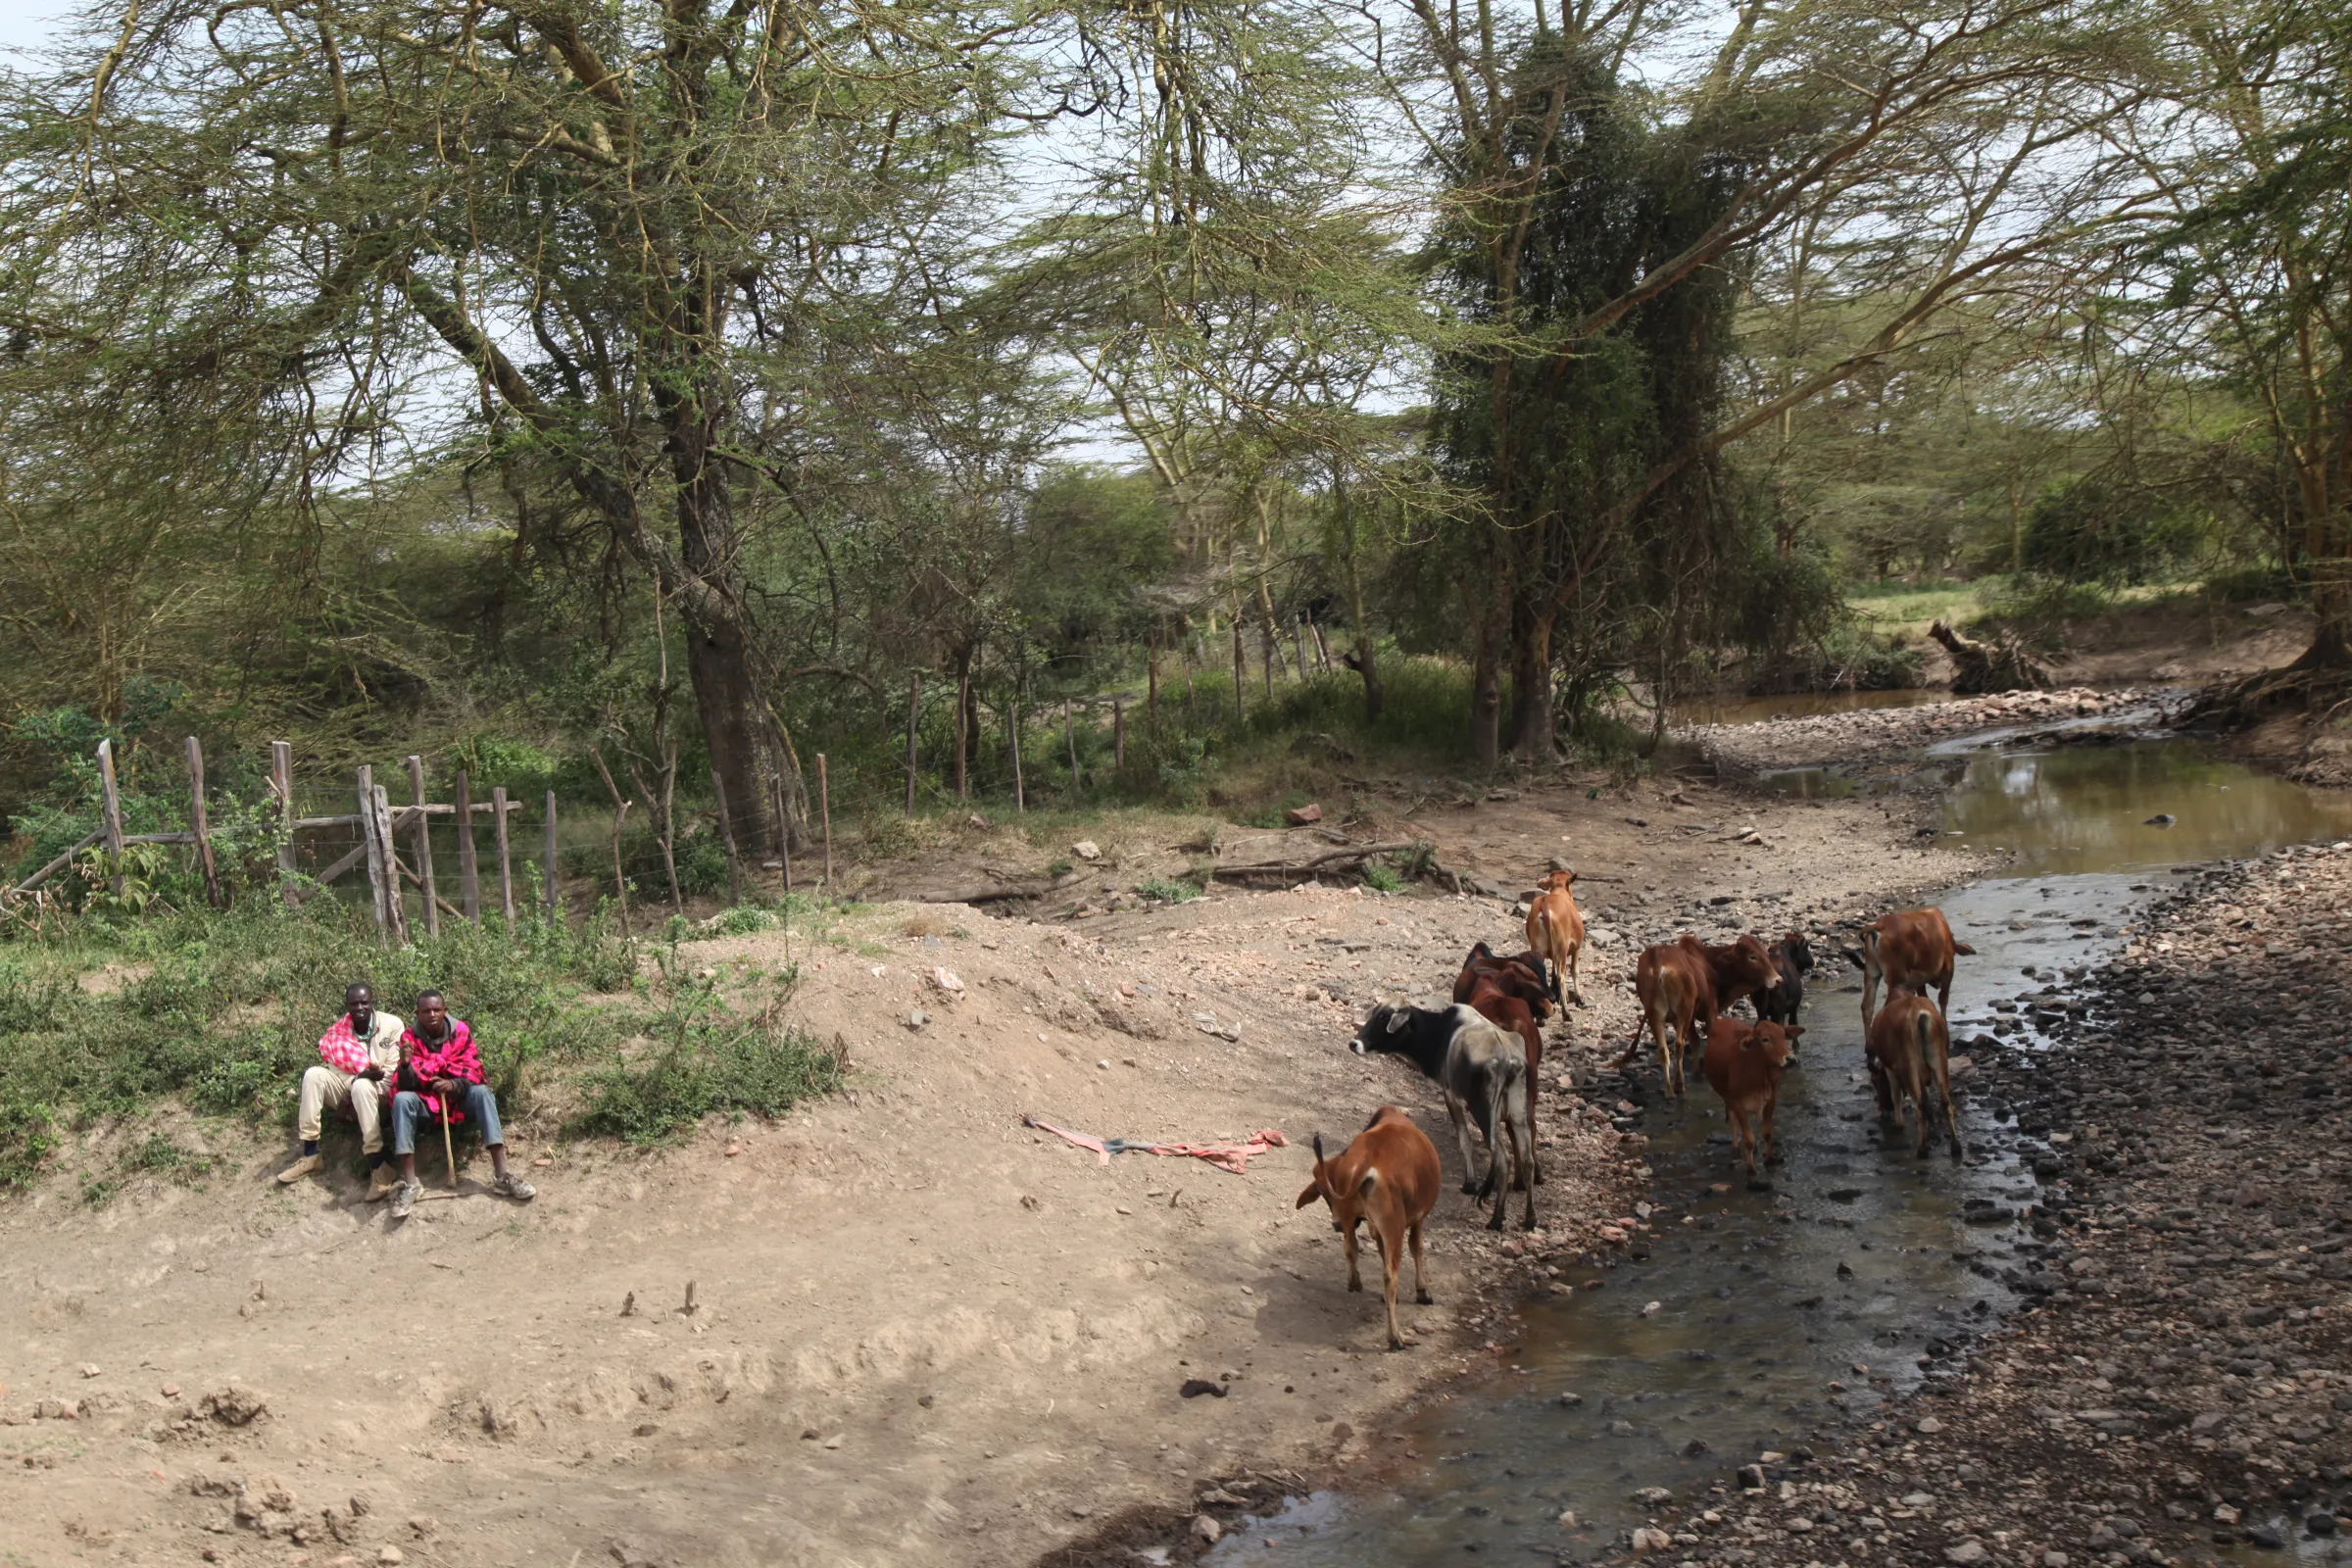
[274,1152,322,1185]
[366,1165,400,1202]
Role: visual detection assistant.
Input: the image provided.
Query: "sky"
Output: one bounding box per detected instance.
[0,0,67,60]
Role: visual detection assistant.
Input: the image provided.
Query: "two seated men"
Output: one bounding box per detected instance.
[277,982,537,1218]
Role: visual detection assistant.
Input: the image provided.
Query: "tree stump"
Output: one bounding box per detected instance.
[1931,619,2053,694]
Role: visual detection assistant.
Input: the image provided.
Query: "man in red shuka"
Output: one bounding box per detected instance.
[385,989,536,1219]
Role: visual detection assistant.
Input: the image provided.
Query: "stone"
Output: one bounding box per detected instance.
[1916,1416,1944,1433]
[199,1387,267,1427]
[1944,1543,1986,1564]
[1071,840,1102,860]
[1631,1527,1674,1551]
[376,1549,404,1566]
[1191,1514,1222,1544]
[1283,806,1322,826]
[1634,1487,1674,1505]
[78,1364,100,1379]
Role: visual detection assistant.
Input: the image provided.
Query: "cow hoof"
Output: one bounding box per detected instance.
[1347,1278,1362,1293]
[1415,1290,1434,1305]
[1521,1215,1538,1232]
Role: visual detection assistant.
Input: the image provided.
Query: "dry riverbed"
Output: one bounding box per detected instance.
[1591,838,2352,1568]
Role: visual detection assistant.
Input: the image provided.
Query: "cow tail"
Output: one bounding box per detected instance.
[1914,1008,1934,1090]
[1533,906,1558,1001]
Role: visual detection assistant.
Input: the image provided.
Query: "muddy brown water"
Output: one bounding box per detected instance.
[1205,726,2352,1565]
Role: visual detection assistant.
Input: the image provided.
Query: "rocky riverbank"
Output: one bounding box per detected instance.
[1683,689,2169,777]
[1603,838,2352,1568]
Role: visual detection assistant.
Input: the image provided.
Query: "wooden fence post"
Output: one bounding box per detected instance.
[1008,697,1025,813]
[816,754,832,890]
[904,671,921,815]
[491,787,515,924]
[543,792,561,921]
[357,765,389,934]
[455,772,480,922]
[1113,698,1125,770]
[96,739,126,898]
[371,784,410,945]
[406,756,439,938]
[709,767,745,906]
[185,736,223,909]
[271,740,297,906]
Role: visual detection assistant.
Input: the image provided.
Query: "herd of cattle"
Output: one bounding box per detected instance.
[1294,871,1980,1348]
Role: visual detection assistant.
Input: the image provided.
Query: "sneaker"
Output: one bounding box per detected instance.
[491,1172,537,1202]
[390,1180,421,1219]
[366,1165,400,1202]
[274,1152,322,1185]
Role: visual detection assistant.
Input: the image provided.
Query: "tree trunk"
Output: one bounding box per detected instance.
[669,412,803,857]
[1468,578,1506,764]
[954,651,971,801]
[1509,599,1555,762]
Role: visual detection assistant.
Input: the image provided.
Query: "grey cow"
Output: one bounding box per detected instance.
[1348,1004,1537,1231]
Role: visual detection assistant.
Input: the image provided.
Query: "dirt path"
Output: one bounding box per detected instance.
[0,766,1983,1568]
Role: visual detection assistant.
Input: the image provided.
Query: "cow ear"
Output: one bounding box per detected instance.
[1386,1010,1411,1035]
[1296,1180,1324,1210]
[1786,1023,1806,1039]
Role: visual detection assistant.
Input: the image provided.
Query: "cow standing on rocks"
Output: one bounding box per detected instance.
[1866,987,1962,1159]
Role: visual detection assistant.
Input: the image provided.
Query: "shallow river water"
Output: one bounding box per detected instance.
[1207,725,2352,1565]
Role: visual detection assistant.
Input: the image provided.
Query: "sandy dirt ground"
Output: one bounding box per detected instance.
[0,766,1984,1568]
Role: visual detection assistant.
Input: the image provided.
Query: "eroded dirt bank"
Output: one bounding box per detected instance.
[1592,839,2352,1568]
[0,767,1978,1568]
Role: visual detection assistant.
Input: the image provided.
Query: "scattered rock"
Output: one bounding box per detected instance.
[1191,1514,1223,1544]
[1071,840,1102,860]
[1284,805,1322,826]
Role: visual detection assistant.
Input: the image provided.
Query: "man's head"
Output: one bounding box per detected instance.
[346,983,375,1029]
[415,990,447,1038]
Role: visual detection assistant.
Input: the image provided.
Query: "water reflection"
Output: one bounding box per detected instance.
[1942,741,2352,877]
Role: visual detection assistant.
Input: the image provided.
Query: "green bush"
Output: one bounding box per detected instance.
[2020,475,2203,586]
[1361,860,1405,894]
[1136,876,1203,904]
[575,993,841,1146]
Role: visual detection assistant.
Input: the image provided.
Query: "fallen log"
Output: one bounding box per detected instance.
[1207,829,1419,880]
[1931,619,2053,694]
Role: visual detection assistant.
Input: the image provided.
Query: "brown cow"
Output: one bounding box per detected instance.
[1452,944,1553,1022]
[1702,1018,1804,1177]
[1295,1105,1442,1349]
[1865,987,1962,1160]
[1526,870,1587,1005]
[1858,906,1975,1029]
[1464,970,1544,1078]
[1619,934,1782,1098]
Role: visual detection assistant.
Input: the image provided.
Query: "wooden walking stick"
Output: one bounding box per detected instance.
[441,1097,458,1189]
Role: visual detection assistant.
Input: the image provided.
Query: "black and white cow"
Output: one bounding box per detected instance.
[1348,1004,1537,1231]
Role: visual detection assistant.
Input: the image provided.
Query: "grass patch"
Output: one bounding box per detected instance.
[1846,579,1994,641]
[0,897,637,1191]
[573,987,842,1146]
[1136,876,1203,904]
[1361,860,1406,894]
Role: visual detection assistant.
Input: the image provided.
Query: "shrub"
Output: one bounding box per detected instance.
[574,993,841,1145]
[1361,860,1405,894]
[1136,876,1202,904]
[2020,475,2203,586]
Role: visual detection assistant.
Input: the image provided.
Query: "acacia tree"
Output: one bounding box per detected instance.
[1371,0,2155,759]
[0,0,1047,852]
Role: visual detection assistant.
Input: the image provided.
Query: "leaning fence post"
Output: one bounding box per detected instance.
[455,771,480,922]
[1008,697,1025,812]
[904,671,921,815]
[816,754,832,891]
[406,756,439,938]
[491,787,515,924]
[186,736,223,909]
[358,765,389,932]
[96,739,127,899]
[543,791,561,922]
[271,740,297,906]
[710,767,746,906]
[371,784,410,945]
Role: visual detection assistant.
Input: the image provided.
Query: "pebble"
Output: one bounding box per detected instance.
[377,1550,403,1566]
[1190,1514,1222,1544]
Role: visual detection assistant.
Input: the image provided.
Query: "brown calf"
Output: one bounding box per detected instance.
[1702,1018,1804,1177]
[1858,906,1975,1029]
[1865,988,1962,1160]
[1526,869,1587,1005]
[1295,1105,1442,1349]
[1619,934,1782,1098]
